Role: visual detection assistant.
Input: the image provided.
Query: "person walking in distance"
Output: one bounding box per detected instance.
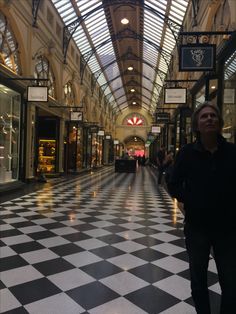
[156,146,166,184]
[167,102,236,314]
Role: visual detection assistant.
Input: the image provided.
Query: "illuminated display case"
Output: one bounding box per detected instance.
[38,139,56,173]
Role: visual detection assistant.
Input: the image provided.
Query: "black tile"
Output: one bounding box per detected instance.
[50,243,84,256]
[79,217,101,223]
[33,258,75,276]
[11,241,45,254]
[125,285,179,314]
[129,263,173,283]
[103,225,127,233]
[97,234,125,244]
[134,228,159,236]
[132,248,167,262]
[52,216,68,222]
[168,229,185,237]
[0,255,28,272]
[63,232,91,242]
[0,213,18,219]
[0,229,23,238]
[108,218,128,224]
[135,220,157,227]
[0,239,5,246]
[42,222,67,229]
[11,221,36,228]
[172,251,189,262]
[169,238,186,248]
[90,245,125,259]
[66,281,119,310]
[133,236,163,247]
[0,280,6,290]
[81,260,122,279]
[72,224,95,232]
[29,230,56,240]
[2,307,29,314]
[26,214,46,220]
[9,278,61,305]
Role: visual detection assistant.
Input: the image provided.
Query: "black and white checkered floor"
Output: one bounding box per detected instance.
[0,166,221,313]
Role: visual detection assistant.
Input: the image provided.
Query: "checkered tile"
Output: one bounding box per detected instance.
[0,167,221,313]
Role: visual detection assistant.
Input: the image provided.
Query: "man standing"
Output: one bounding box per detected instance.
[156,146,166,184]
[167,102,236,314]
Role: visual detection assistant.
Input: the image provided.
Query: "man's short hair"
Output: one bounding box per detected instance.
[191,101,224,135]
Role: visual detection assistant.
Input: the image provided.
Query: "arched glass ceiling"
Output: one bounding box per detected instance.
[52,0,189,114]
[52,0,125,111]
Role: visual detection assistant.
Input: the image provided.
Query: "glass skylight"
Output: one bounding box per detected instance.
[52,0,189,114]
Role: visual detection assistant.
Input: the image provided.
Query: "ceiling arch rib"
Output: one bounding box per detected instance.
[52,0,189,115]
[80,27,172,83]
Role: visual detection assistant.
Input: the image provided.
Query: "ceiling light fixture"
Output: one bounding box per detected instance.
[132,101,136,105]
[128,66,133,71]
[130,88,135,92]
[121,18,129,25]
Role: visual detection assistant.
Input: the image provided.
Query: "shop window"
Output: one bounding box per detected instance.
[0,85,21,182]
[34,56,55,98]
[64,81,75,106]
[223,51,236,143]
[0,11,21,74]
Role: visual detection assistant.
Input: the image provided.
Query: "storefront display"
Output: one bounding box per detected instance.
[222,51,236,143]
[38,139,56,173]
[0,84,21,183]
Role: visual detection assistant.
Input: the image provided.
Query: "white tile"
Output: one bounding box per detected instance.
[0,265,43,287]
[152,256,189,273]
[83,228,111,237]
[75,238,107,250]
[117,230,144,240]
[209,282,221,294]
[159,301,196,314]
[25,292,85,314]
[208,258,218,274]
[37,236,69,248]
[0,246,16,258]
[3,217,27,224]
[112,240,146,253]
[32,218,56,225]
[19,225,46,234]
[89,296,147,314]
[150,232,179,242]
[21,248,58,264]
[151,224,176,232]
[91,221,114,228]
[0,288,21,313]
[0,222,14,229]
[51,227,78,235]
[63,251,102,267]
[152,243,185,255]
[119,222,143,229]
[48,268,95,291]
[149,217,172,224]
[100,271,148,295]
[153,275,191,300]
[1,234,32,245]
[108,253,147,270]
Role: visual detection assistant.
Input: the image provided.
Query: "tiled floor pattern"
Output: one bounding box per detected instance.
[0,166,221,313]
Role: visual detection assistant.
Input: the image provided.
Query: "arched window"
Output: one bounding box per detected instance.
[123,113,146,126]
[34,55,55,98]
[64,81,75,106]
[0,11,21,74]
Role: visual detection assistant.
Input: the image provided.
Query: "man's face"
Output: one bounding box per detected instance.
[197,106,220,135]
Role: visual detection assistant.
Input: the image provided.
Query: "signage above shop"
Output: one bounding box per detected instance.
[114,140,119,144]
[90,126,99,133]
[98,130,105,136]
[179,44,216,71]
[70,111,83,121]
[151,126,161,134]
[155,112,170,124]
[164,88,187,104]
[105,135,111,139]
[27,86,48,102]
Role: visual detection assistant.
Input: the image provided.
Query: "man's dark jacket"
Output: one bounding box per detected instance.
[167,136,236,230]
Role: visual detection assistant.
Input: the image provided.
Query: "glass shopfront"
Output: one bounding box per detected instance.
[222,51,236,143]
[0,85,21,183]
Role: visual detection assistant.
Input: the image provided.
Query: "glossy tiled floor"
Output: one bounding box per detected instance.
[0,166,221,313]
